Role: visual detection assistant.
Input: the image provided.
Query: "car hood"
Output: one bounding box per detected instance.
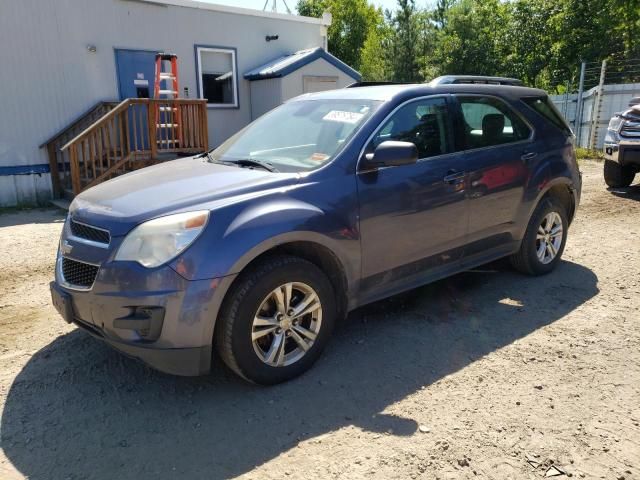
[70,156,299,236]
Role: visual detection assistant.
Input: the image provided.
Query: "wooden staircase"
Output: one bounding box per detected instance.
[44,98,208,198]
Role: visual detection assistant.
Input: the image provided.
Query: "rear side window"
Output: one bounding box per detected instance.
[370,97,451,159]
[523,96,572,135]
[457,96,531,149]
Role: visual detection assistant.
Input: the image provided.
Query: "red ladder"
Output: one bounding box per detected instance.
[153,53,182,149]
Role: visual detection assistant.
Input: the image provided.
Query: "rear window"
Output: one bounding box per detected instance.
[523,97,572,135]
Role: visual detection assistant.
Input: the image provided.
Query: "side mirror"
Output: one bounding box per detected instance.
[361,141,418,170]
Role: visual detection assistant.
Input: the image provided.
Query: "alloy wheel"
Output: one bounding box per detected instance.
[536,211,563,264]
[251,282,323,367]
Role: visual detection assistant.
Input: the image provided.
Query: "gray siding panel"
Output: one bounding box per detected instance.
[0,0,324,205]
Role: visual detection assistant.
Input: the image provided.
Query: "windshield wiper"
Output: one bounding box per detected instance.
[224,158,278,172]
[202,151,278,172]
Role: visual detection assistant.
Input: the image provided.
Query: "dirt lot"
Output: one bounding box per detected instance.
[0,159,638,480]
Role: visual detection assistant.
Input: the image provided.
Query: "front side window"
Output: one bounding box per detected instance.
[369,97,451,159]
[196,46,238,108]
[209,99,380,172]
[457,96,531,149]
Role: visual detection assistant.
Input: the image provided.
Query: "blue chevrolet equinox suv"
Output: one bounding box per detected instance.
[51,82,581,384]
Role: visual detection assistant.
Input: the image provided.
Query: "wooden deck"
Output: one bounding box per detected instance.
[44,98,208,198]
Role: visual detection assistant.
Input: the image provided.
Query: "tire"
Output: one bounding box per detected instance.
[604,160,635,188]
[215,255,336,385]
[510,197,568,276]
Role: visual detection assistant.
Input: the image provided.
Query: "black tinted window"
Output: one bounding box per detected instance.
[458,96,531,149]
[523,97,572,135]
[371,97,451,159]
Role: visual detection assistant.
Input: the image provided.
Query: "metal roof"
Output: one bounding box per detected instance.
[132,0,330,25]
[244,47,361,81]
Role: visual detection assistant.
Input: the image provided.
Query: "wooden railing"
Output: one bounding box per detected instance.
[41,100,119,197]
[52,98,208,196]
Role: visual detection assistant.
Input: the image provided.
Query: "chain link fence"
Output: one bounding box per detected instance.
[550,56,640,149]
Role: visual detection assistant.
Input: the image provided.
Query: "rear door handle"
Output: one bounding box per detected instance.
[521,152,538,162]
[443,170,465,184]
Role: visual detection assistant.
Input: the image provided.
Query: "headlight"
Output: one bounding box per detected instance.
[115,211,209,268]
[608,116,623,132]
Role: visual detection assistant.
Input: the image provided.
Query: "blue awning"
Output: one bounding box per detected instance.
[244,47,361,81]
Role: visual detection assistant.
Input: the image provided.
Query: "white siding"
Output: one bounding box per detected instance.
[281,58,355,101]
[0,0,325,206]
[250,78,283,120]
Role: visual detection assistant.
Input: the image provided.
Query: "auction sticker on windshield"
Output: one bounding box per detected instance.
[323,110,365,124]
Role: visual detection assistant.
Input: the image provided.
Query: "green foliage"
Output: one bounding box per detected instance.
[433,0,511,77]
[388,0,422,82]
[297,0,381,70]
[575,147,604,160]
[359,18,393,81]
[297,0,640,88]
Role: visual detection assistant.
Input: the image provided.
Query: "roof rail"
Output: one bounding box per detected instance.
[430,75,523,86]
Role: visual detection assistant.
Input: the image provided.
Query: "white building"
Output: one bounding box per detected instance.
[0,0,360,206]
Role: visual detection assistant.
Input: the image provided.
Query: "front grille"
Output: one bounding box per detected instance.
[61,257,99,288]
[621,120,640,138]
[70,219,110,245]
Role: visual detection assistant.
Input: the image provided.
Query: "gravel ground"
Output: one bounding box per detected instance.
[0,159,638,480]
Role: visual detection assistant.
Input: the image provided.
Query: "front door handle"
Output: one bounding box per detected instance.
[521,152,538,162]
[444,170,465,184]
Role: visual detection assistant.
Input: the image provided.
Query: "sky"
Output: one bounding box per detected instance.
[198,0,417,14]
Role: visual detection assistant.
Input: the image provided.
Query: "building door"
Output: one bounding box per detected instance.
[115,49,158,151]
[115,49,157,100]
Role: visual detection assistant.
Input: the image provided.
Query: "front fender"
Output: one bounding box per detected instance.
[171,192,360,288]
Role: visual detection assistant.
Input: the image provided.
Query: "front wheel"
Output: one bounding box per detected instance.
[215,255,336,385]
[510,198,568,275]
[604,159,635,188]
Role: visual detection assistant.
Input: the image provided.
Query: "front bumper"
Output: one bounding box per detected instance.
[604,140,640,167]
[51,221,237,375]
[49,281,212,375]
[51,262,236,375]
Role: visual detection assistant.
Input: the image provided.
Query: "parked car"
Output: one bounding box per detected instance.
[603,98,640,187]
[50,81,581,384]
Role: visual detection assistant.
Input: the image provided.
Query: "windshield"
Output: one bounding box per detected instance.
[208,99,381,172]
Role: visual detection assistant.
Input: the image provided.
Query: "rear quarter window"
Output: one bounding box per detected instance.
[523,97,572,135]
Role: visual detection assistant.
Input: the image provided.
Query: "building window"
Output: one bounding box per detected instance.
[195,46,238,108]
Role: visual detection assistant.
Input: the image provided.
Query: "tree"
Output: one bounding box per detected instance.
[388,0,421,82]
[433,0,510,77]
[359,13,393,81]
[506,0,558,88]
[297,0,381,70]
[296,0,325,17]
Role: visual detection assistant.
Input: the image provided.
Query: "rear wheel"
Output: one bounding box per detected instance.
[604,159,635,188]
[510,198,568,275]
[215,255,336,385]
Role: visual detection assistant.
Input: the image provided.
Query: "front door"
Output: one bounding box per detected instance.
[357,96,468,301]
[454,95,533,257]
[115,49,158,151]
[115,49,157,100]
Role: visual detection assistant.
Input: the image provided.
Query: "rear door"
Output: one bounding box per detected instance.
[453,95,534,257]
[356,95,468,301]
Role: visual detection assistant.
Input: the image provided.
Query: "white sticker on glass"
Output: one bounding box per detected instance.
[323,110,365,124]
